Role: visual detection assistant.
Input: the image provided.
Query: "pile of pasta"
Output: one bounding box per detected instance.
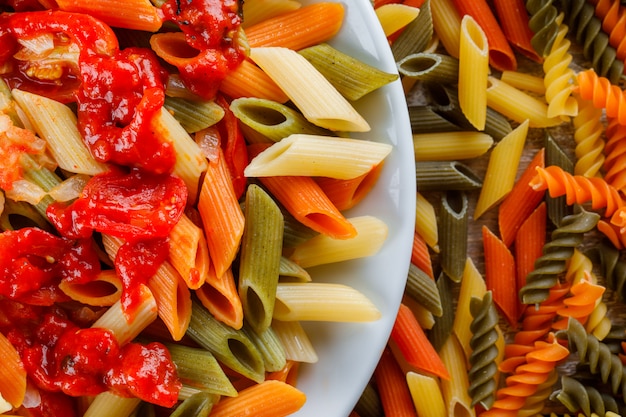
[353,0,626,416]
[0,1,405,416]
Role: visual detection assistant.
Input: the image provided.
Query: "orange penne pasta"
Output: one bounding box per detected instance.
[314,163,384,211]
[198,148,245,279]
[390,303,449,379]
[515,202,546,310]
[58,269,122,307]
[147,261,192,341]
[244,3,345,50]
[56,0,162,31]
[168,213,210,290]
[209,380,306,417]
[374,346,419,417]
[452,0,517,71]
[483,226,518,327]
[220,59,290,103]
[266,360,300,385]
[411,231,434,280]
[259,176,357,239]
[498,148,546,247]
[492,0,542,62]
[195,265,244,330]
[0,332,26,408]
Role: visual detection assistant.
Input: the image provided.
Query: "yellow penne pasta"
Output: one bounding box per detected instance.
[486,77,562,128]
[152,107,208,204]
[458,15,489,131]
[430,0,461,58]
[406,372,446,417]
[273,282,381,322]
[440,334,476,417]
[474,119,529,219]
[83,391,141,417]
[413,131,493,161]
[241,0,302,28]
[249,47,370,132]
[271,319,319,363]
[453,257,487,359]
[91,283,157,346]
[415,192,439,252]
[244,134,392,179]
[58,269,123,306]
[500,71,546,95]
[289,215,388,268]
[374,4,420,37]
[11,89,108,175]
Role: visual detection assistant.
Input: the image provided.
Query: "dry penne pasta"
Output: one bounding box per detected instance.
[458,15,489,130]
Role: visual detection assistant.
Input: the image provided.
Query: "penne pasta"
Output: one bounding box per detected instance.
[11,89,108,175]
[452,257,487,359]
[241,0,302,29]
[55,0,162,31]
[374,4,420,37]
[58,269,123,307]
[168,213,210,290]
[196,265,244,330]
[289,215,388,268]
[406,371,446,417]
[0,332,26,409]
[209,380,306,417]
[249,47,370,132]
[473,119,529,219]
[413,131,493,161]
[83,392,141,417]
[273,282,381,322]
[245,134,392,179]
[271,319,319,363]
[457,15,489,131]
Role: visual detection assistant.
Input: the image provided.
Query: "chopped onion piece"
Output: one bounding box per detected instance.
[48,174,90,202]
[5,180,47,205]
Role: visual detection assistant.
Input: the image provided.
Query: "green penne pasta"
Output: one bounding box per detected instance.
[545,132,574,227]
[186,300,265,383]
[238,184,284,333]
[354,379,384,417]
[165,343,237,397]
[428,272,455,351]
[20,154,61,216]
[281,207,319,249]
[408,105,462,133]
[404,263,443,317]
[243,322,287,372]
[164,96,225,133]
[391,0,433,61]
[169,391,218,417]
[279,256,312,282]
[438,191,468,282]
[397,52,459,85]
[230,97,330,143]
[298,43,398,101]
[415,161,482,191]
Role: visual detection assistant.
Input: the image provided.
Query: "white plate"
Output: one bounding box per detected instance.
[292,1,416,415]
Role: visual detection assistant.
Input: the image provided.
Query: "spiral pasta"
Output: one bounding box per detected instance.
[519,208,601,305]
[592,0,626,61]
[558,317,626,399]
[603,118,626,191]
[577,69,626,126]
[573,96,605,178]
[561,0,624,84]
[518,369,558,417]
[525,0,560,57]
[552,375,623,416]
[481,333,569,416]
[543,14,578,118]
[586,240,626,302]
[468,291,500,410]
[529,165,624,217]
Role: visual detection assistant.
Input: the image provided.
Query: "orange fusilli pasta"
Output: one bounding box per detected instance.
[576,69,626,125]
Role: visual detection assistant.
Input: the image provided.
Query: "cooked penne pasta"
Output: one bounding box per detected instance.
[238,184,283,333]
[168,213,210,290]
[241,0,302,29]
[209,380,306,417]
[58,269,123,306]
[0,332,26,409]
[243,323,287,372]
[271,319,319,363]
[163,96,224,134]
[55,0,162,31]
[11,89,108,175]
[245,134,392,179]
[289,215,388,268]
[299,43,398,101]
[196,265,244,330]
[230,97,330,143]
[273,282,381,321]
[249,47,370,132]
[83,392,141,417]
